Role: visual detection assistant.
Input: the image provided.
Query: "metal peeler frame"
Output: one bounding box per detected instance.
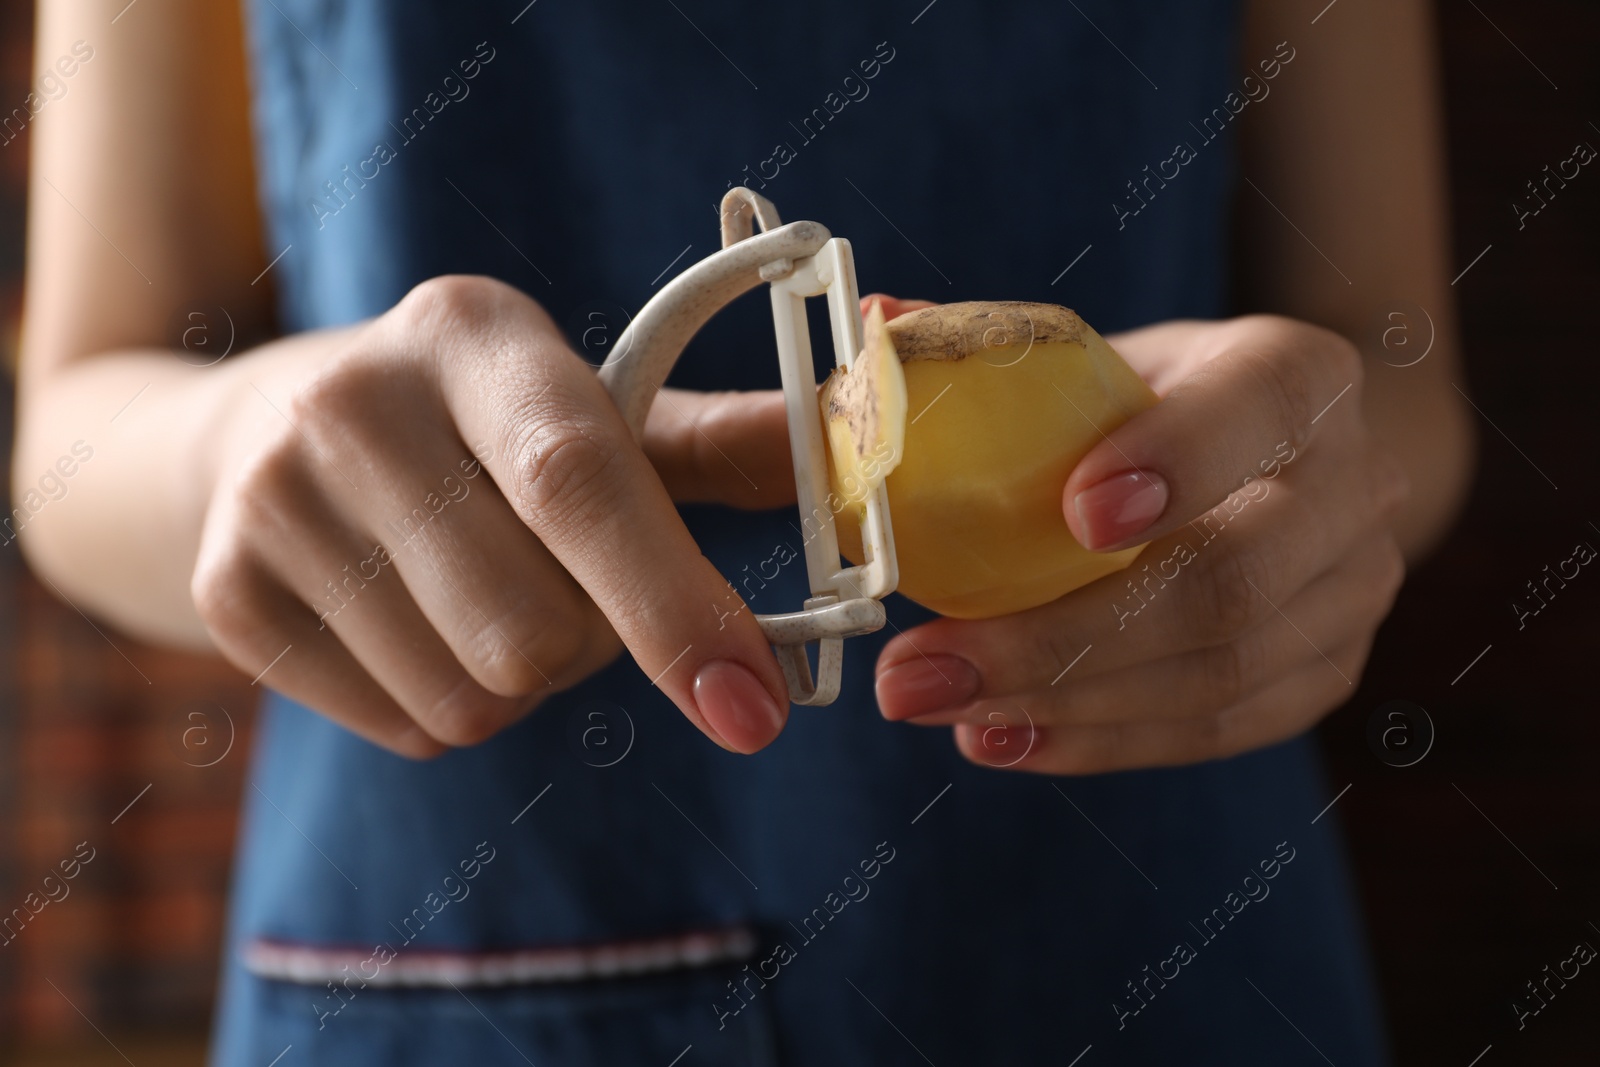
[598,187,898,706]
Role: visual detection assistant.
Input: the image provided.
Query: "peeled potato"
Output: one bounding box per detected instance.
[820,301,1158,619]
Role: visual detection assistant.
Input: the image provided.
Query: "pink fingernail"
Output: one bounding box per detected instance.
[875,654,981,720]
[693,659,786,754]
[1070,471,1169,550]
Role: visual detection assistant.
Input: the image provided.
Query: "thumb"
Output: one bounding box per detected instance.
[643,387,798,509]
[1061,327,1357,551]
[647,297,941,506]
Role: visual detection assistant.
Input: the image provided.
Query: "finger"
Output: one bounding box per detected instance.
[876,450,1406,712]
[898,532,1403,727]
[644,297,942,509]
[1062,316,1365,551]
[643,388,796,509]
[242,470,540,749]
[953,638,1370,775]
[369,480,626,705]
[317,422,622,704]
[860,294,938,321]
[192,551,445,759]
[407,276,790,753]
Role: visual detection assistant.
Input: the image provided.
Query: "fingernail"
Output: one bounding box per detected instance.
[693,660,786,754]
[876,654,981,720]
[1070,471,1169,550]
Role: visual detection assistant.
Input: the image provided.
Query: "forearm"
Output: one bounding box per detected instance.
[1297,275,1476,565]
[1358,340,1477,563]
[1236,0,1473,563]
[11,328,362,649]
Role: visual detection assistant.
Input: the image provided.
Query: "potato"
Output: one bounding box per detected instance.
[820,301,1157,618]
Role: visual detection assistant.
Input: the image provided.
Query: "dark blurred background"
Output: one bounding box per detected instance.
[1,2,1596,1064]
[1321,2,1600,1064]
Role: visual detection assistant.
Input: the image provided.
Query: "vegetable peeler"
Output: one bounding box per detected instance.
[598,187,898,707]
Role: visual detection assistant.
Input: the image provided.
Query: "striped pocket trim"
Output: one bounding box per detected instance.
[241,925,757,988]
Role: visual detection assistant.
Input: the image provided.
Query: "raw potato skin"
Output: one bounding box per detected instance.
[827,302,1158,619]
[820,299,906,496]
[885,301,1090,360]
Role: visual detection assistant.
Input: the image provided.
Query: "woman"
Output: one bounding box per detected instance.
[16,0,1472,1061]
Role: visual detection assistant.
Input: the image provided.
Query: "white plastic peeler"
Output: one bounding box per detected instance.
[598,187,898,707]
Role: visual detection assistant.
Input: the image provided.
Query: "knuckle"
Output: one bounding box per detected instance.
[468,606,584,699]
[1237,315,1364,446]
[470,646,547,700]
[1327,328,1366,391]
[286,364,354,431]
[1192,545,1272,642]
[190,548,248,632]
[231,429,302,507]
[391,733,450,761]
[420,680,514,748]
[392,276,566,408]
[190,547,273,659]
[283,352,391,435]
[396,274,521,335]
[225,438,317,540]
[1199,638,1253,710]
[426,717,496,749]
[1255,346,1316,451]
[1026,623,1078,688]
[511,414,623,525]
[273,349,433,471]
[1295,318,1365,392]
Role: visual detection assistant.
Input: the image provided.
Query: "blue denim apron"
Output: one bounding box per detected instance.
[213,1,1389,1063]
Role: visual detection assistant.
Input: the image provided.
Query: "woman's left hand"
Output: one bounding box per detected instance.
[873,313,1411,774]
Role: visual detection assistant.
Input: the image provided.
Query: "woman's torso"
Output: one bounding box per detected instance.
[213,2,1389,1063]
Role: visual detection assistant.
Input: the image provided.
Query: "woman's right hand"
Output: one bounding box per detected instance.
[193,275,794,758]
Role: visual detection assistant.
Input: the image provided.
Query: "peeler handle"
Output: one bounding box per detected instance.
[598,218,831,440]
[595,189,893,707]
